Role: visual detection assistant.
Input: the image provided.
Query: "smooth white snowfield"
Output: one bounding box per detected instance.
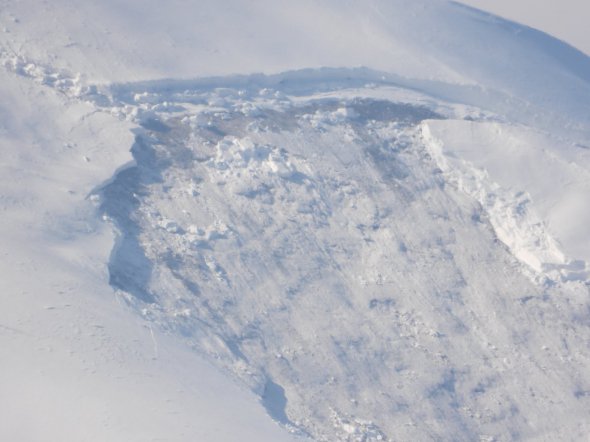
[1,0,590,441]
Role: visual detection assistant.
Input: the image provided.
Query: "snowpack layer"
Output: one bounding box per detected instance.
[2,0,590,138]
[2,0,590,440]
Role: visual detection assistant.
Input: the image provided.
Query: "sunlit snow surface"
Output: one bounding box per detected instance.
[2,0,590,440]
[88,75,589,440]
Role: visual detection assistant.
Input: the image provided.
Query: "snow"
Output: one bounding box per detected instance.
[2,0,590,440]
[91,78,590,440]
[458,0,590,56]
[422,120,590,282]
[0,60,298,442]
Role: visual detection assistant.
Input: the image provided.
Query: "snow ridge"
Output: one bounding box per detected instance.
[422,123,590,285]
[3,3,590,437]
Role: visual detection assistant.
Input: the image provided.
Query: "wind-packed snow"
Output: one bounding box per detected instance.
[2,0,590,441]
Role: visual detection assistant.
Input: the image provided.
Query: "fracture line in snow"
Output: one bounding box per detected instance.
[421,122,590,286]
[4,47,584,290]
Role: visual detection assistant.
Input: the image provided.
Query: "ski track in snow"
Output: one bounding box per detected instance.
[3,43,590,441]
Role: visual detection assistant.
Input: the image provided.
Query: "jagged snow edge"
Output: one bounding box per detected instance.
[421,121,589,286]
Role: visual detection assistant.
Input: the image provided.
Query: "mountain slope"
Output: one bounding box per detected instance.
[0,64,299,442]
[95,75,590,441]
[1,1,590,441]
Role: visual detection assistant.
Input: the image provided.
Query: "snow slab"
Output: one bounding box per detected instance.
[423,120,590,282]
[457,0,590,56]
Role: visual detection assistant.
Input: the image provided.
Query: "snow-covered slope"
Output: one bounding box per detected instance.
[2,0,590,441]
[458,0,590,56]
[0,64,298,442]
[3,0,589,137]
[423,120,590,283]
[92,77,589,441]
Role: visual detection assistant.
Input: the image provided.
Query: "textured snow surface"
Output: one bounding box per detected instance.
[2,0,590,441]
[0,68,298,442]
[458,0,590,56]
[94,78,590,441]
[423,121,590,283]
